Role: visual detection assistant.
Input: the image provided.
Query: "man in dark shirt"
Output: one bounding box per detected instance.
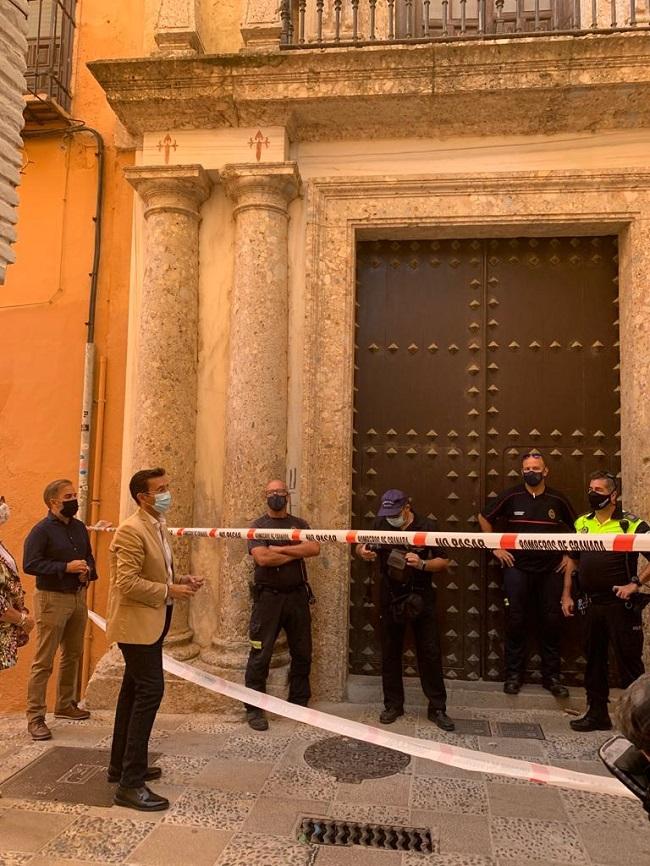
[23,478,97,740]
[562,471,650,731]
[244,478,320,731]
[356,489,454,731]
[478,451,576,697]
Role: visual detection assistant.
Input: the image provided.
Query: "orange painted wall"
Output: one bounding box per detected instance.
[0,0,144,712]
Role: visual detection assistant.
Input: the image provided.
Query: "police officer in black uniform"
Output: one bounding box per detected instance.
[562,471,650,732]
[244,479,320,731]
[356,489,454,731]
[478,451,576,697]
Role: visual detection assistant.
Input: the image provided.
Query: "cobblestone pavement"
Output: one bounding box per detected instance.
[1,683,649,866]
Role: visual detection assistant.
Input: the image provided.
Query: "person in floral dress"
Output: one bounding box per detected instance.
[0,495,35,669]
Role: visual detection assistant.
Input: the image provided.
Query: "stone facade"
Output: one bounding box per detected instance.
[84,0,650,710]
[0,0,28,284]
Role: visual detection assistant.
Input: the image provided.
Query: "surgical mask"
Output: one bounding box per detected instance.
[588,490,612,511]
[387,514,406,528]
[523,470,544,487]
[153,491,172,514]
[60,499,79,518]
[0,501,10,525]
[267,494,288,512]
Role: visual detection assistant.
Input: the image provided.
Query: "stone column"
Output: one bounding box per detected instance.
[240,0,283,50]
[202,162,300,678]
[125,164,212,660]
[154,0,204,56]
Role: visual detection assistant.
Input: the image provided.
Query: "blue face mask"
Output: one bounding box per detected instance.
[153,491,172,514]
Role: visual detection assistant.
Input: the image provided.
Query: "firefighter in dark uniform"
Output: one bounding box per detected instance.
[562,470,650,732]
[244,479,320,731]
[356,489,455,731]
[478,451,576,697]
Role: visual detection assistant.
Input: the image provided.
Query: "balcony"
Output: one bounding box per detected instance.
[279,0,649,46]
[24,0,76,125]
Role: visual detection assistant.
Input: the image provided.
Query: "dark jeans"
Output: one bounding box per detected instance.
[244,585,312,711]
[503,566,564,682]
[380,587,447,712]
[109,606,172,788]
[584,600,644,711]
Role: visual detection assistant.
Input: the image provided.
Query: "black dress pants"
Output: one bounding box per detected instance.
[584,600,644,712]
[244,585,312,710]
[380,587,447,712]
[109,606,172,788]
[502,566,564,682]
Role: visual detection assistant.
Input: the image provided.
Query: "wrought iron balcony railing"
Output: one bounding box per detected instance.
[279,0,649,46]
[24,0,76,119]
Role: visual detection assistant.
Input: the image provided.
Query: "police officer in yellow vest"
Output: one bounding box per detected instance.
[562,471,650,732]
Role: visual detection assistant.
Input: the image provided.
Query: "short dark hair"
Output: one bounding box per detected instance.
[43,479,73,507]
[521,450,545,466]
[589,470,617,493]
[129,468,166,504]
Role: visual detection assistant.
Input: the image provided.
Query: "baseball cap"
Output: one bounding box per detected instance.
[378,489,409,517]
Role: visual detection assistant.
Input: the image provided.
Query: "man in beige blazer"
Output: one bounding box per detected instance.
[106,467,201,811]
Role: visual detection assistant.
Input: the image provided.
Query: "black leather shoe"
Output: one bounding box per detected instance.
[569,712,612,733]
[246,710,269,731]
[543,679,569,699]
[504,678,522,695]
[114,785,169,811]
[107,766,162,784]
[379,706,404,725]
[428,709,455,732]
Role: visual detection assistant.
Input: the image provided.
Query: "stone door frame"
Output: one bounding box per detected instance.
[298,170,650,700]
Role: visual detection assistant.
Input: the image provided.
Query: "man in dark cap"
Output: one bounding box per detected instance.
[356,489,454,731]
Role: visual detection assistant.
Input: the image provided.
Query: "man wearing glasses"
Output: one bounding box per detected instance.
[562,471,650,732]
[478,451,576,697]
[244,479,320,731]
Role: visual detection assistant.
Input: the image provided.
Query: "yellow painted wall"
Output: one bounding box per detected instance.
[0,0,144,712]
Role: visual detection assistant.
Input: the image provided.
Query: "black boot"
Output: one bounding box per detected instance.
[569,706,612,732]
[503,677,522,695]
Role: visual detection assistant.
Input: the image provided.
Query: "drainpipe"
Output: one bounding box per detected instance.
[22,123,105,520]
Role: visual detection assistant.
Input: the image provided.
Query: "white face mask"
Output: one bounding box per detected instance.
[387,513,406,528]
[0,501,10,526]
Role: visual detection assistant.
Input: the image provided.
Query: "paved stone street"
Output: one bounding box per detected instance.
[1,682,650,866]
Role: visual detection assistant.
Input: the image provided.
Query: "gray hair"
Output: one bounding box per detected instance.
[43,479,73,507]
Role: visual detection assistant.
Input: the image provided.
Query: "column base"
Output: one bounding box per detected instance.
[164,626,200,661]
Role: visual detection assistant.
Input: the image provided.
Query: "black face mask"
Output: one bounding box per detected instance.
[267,494,288,512]
[588,490,612,511]
[523,470,544,488]
[60,499,79,518]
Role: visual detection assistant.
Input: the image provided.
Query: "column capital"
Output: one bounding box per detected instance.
[221,162,301,217]
[125,164,213,219]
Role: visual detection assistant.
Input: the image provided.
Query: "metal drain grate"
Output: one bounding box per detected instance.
[297,817,434,853]
[493,721,545,740]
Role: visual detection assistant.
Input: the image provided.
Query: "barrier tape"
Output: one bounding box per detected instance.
[87,524,650,554]
[87,609,633,799]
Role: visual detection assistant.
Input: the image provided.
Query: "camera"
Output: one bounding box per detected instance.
[365,543,382,552]
[599,737,650,821]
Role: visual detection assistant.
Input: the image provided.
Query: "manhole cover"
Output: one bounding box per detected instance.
[303,736,410,782]
[0,747,159,807]
[452,718,491,737]
[493,722,545,740]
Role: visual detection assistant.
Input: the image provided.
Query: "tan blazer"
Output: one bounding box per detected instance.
[106,508,174,645]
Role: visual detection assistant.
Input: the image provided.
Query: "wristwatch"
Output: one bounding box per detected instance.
[631,576,642,586]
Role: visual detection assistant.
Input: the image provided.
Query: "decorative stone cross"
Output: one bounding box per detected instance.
[248,129,270,162]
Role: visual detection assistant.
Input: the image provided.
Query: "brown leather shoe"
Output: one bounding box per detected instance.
[28,717,52,740]
[54,705,91,721]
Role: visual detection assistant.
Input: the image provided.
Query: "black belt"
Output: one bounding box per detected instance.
[257,584,304,595]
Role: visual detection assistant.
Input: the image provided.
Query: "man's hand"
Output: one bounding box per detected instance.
[21,613,35,634]
[180,575,205,591]
[493,549,514,568]
[613,582,639,601]
[66,559,89,574]
[357,544,377,562]
[168,583,197,600]
[87,520,113,531]
[561,593,575,617]
[405,552,424,570]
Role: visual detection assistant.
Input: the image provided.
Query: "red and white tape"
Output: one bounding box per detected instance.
[160,526,650,554]
[87,609,634,799]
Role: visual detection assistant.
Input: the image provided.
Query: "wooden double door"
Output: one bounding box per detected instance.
[350,236,620,683]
